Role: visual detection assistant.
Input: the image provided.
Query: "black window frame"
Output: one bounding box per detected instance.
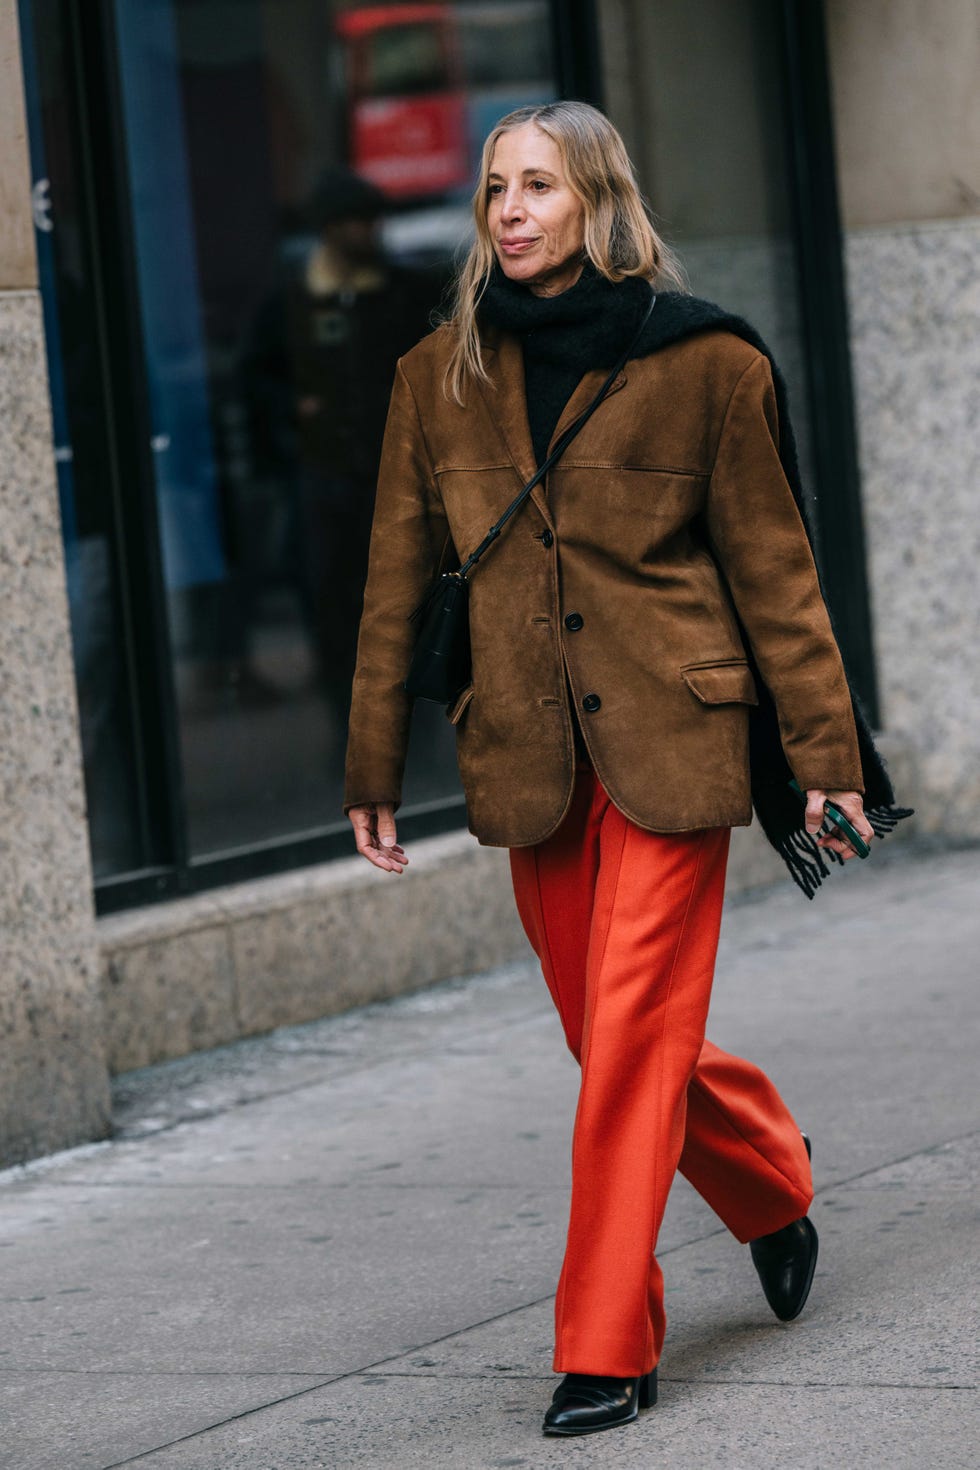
[23,0,875,916]
[778,0,879,720]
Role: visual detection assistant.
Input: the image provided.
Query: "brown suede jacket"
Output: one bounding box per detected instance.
[343,322,863,847]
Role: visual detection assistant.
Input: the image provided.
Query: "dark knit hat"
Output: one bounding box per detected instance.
[310,167,387,228]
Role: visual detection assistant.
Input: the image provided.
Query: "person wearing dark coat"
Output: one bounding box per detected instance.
[343,103,910,1438]
[243,167,439,714]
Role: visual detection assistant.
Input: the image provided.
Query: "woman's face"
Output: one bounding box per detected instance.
[487,124,586,297]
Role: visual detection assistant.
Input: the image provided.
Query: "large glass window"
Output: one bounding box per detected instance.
[21,0,557,901]
[111,0,555,863]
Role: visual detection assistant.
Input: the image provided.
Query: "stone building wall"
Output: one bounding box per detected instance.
[0,0,111,1164]
[826,0,980,835]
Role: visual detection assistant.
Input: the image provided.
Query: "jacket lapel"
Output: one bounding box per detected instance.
[546,364,628,457]
[474,335,552,523]
[475,333,630,521]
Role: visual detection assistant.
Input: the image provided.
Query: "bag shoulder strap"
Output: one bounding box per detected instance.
[457,290,656,579]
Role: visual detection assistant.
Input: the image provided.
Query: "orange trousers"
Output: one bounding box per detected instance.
[509,765,813,1376]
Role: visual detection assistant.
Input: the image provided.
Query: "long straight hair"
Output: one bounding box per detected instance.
[443,101,687,403]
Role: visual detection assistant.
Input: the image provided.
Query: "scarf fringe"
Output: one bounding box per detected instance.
[772,803,915,899]
[867,804,915,838]
[776,829,830,900]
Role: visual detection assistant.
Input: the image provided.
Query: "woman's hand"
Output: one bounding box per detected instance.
[348,802,408,874]
[805,789,875,860]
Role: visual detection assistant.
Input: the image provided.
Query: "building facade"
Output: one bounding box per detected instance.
[2,0,977,1164]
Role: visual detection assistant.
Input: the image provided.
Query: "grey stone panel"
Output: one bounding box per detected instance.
[844,218,980,837]
[98,834,530,1073]
[826,0,980,230]
[0,291,109,1165]
[0,1,37,290]
[229,835,523,1036]
[103,924,240,1074]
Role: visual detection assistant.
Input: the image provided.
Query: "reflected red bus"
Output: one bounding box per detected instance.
[335,4,469,201]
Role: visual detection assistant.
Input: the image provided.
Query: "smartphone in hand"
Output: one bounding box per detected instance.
[788,778,871,859]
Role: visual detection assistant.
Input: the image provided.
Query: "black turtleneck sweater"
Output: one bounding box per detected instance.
[478,261,652,466]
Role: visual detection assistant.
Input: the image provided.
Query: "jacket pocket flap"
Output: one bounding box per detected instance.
[446,685,475,725]
[681,661,759,706]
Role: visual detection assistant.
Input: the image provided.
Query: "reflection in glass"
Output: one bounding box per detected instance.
[109,0,556,861]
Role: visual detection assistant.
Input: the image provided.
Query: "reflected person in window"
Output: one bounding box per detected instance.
[243,167,438,723]
[343,102,907,1438]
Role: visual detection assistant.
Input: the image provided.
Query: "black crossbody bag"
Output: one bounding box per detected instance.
[403,292,656,705]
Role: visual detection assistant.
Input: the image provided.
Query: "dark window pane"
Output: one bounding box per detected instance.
[104,0,556,862]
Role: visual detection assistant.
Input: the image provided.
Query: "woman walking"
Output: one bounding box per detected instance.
[344,102,908,1437]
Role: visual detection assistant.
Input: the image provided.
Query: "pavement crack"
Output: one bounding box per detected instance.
[809,1124,979,1198]
[92,1294,562,1467]
[95,1379,347,1470]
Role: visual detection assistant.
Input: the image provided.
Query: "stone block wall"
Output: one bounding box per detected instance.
[843,220,980,835]
[827,0,980,836]
[0,0,110,1165]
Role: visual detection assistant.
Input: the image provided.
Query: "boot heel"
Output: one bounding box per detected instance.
[639,1367,658,1409]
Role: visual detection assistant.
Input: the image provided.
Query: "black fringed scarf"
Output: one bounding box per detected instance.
[480,264,913,896]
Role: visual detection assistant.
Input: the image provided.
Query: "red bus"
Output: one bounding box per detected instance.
[335,4,469,200]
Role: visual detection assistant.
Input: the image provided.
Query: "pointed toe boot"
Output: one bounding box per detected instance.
[750,1214,819,1320]
[542,1368,657,1436]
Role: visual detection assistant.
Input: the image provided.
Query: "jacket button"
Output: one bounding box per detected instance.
[540,529,554,548]
[582,693,601,713]
[564,612,584,632]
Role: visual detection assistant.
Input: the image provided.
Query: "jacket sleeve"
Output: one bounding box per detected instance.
[704,353,864,794]
[343,358,450,813]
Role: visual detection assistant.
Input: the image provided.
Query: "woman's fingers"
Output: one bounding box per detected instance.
[348,804,408,873]
[804,790,827,837]
[807,788,875,862]
[372,802,406,871]
[374,803,399,848]
[816,830,860,860]
[827,791,875,859]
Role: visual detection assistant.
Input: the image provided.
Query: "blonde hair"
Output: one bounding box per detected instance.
[443,101,687,404]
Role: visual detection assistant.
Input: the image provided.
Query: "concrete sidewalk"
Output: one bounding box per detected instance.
[2,845,977,1469]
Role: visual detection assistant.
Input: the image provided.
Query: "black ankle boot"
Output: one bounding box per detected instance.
[750,1216,819,1320]
[749,1131,818,1321]
[542,1367,657,1436]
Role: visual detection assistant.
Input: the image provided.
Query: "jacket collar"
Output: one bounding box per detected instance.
[475,329,628,520]
[475,331,537,487]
